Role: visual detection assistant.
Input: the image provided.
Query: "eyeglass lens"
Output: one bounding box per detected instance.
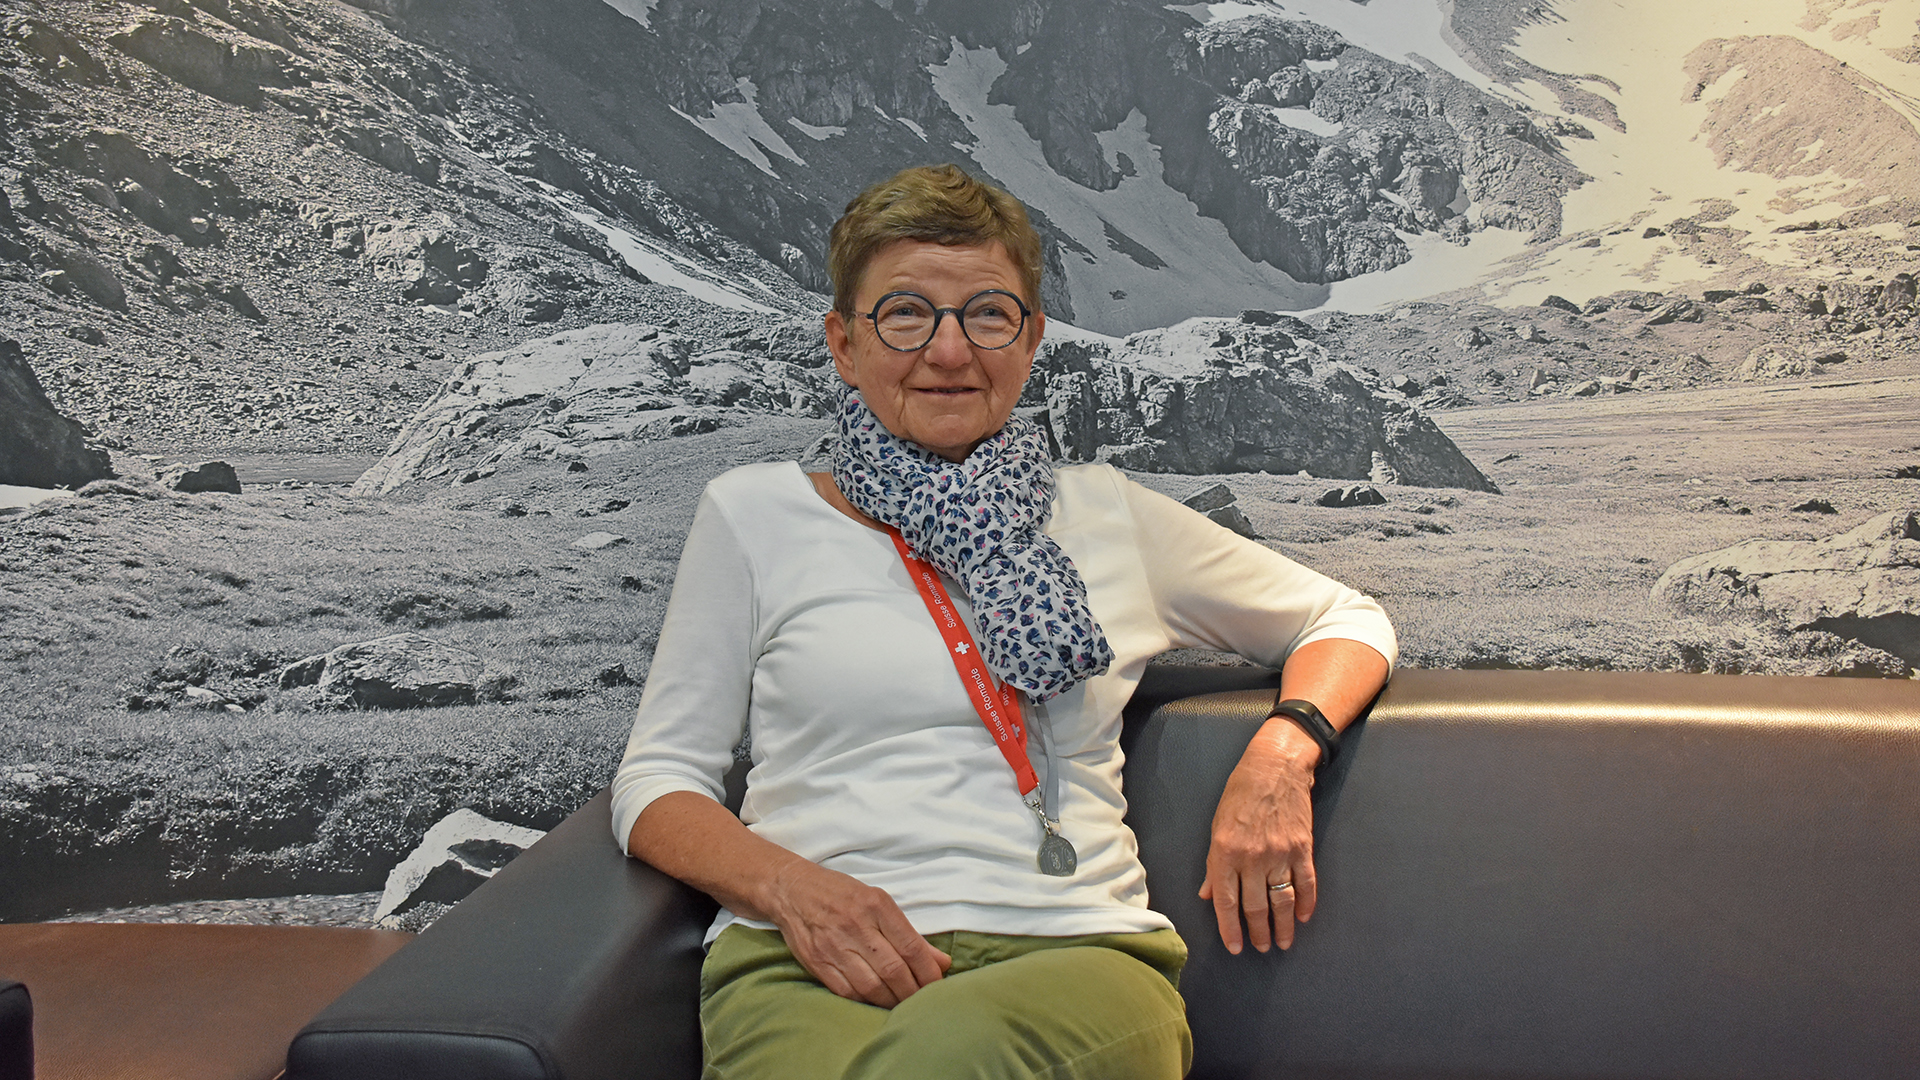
[871,291,1025,351]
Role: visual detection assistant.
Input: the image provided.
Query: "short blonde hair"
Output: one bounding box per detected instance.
[828,164,1043,317]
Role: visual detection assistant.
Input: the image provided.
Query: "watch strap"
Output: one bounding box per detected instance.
[1268,696,1339,768]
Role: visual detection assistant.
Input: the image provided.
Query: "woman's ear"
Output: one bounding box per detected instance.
[826,309,857,388]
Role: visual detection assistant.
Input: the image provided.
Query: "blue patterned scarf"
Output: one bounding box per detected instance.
[831,389,1113,701]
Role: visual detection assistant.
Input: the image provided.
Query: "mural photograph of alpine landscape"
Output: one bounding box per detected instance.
[2,0,1916,927]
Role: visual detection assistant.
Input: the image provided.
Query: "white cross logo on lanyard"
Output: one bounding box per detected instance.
[954,642,970,655]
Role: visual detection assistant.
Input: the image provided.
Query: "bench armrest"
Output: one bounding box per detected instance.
[287,790,714,1080]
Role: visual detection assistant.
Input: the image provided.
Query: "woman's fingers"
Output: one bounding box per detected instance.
[1207,866,1306,954]
[842,947,908,1009]
[1291,859,1318,924]
[895,926,953,987]
[1201,876,1242,955]
[775,866,947,1007]
[1240,873,1281,953]
[1266,878,1298,950]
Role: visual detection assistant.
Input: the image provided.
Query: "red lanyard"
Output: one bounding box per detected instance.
[886,528,1039,796]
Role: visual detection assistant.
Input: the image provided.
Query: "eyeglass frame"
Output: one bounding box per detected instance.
[858,289,1033,352]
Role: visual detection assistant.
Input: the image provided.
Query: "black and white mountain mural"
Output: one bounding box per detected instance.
[2,0,1916,924]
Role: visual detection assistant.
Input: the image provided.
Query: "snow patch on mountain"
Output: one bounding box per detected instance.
[788,118,847,141]
[567,209,780,315]
[669,78,805,178]
[1496,0,1920,296]
[1314,229,1532,313]
[599,0,659,31]
[1167,0,1495,90]
[871,105,929,141]
[1259,105,1342,138]
[931,42,1328,333]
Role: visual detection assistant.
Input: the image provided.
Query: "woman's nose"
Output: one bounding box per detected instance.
[923,312,973,366]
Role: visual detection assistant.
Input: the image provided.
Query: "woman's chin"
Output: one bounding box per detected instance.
[895,408,1004,458]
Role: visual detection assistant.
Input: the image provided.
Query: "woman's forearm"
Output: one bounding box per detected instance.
[626,790,811,922]
[1277,638,1389,728]
[1242,637,1390,773]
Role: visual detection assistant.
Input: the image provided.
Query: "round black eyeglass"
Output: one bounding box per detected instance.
[861,289,1031,352]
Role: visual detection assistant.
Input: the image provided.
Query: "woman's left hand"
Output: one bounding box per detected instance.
[1198,717,1322,954]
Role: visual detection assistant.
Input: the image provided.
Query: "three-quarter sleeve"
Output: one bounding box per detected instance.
[608,488,757,852]
[1119,475,1398,671]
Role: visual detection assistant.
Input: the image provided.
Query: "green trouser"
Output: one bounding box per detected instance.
[699,925,1192,1080]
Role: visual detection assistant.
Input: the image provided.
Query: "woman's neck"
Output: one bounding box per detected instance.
[806,472,887,532]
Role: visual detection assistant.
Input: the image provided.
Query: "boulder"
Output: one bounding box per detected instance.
[330,122,443,184]
[1317,485,1386,508]
[1880,273,1916,316]
[1737,345,1826,381]
[373,808,545,927]
[159,460,241,494]
[1206,503,1261,538]
[1642,299,1702,326]
[360,216,486,303]
[353,322,839,495]
[44,243,127,309]
[0,339,113,488]
[298,632,488,708]
[1047,370,1098,462]
[570,531,628,551]
[108,16,293,105]
[1181,483,1237,514]
[1033,318,1497,492]
[1652,510,1920,667]
[51,128,225,244]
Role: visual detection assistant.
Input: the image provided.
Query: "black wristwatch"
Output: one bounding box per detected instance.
[1267,696,1339,768]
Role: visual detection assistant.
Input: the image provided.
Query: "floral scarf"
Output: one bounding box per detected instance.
[831,389,1113,700]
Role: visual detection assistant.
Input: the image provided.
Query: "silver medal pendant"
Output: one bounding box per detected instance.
[1037,831,1077,877]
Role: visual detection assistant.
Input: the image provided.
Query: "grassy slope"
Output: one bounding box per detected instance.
[4,384,1916,917]
[0,420,823,917]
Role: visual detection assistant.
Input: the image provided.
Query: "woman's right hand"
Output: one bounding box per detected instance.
[762,857,952,1008]
[628,792,949,1007]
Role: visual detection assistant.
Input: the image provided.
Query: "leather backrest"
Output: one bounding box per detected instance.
[1123,667,1920,1080]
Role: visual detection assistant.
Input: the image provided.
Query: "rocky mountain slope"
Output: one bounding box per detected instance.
[373,0,1584,331]
[1,0,1915,473]
[1,0,820,460]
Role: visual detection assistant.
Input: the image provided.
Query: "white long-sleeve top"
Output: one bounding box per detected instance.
[611,461,1396,941]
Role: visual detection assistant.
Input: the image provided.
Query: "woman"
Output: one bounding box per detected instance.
[613,164,1394,1080]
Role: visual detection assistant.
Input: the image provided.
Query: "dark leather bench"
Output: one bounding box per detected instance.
[282,666,1920,1080]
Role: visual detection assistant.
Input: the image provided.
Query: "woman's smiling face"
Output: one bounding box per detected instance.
[826,240,1044,462]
